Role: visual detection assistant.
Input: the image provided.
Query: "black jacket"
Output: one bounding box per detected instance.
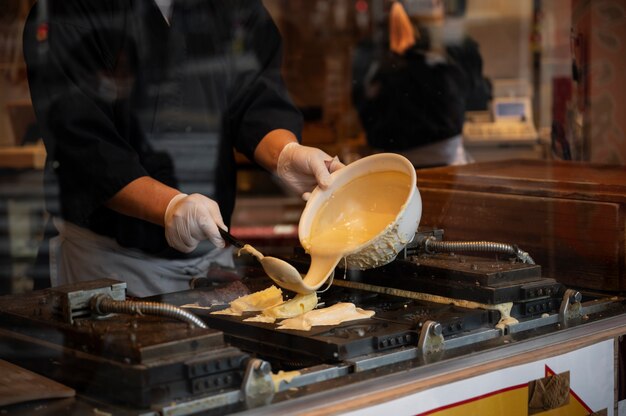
[354,46,468,151]
[24,0,302,257]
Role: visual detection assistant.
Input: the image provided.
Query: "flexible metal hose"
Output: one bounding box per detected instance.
[424,237,535,264]
[90,295,207,329]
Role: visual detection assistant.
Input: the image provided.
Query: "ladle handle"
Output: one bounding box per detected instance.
[219,228,245,248]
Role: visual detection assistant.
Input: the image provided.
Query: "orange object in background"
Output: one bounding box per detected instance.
[389,2,416,54]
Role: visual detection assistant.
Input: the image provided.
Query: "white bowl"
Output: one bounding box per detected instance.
[299,153,422,270]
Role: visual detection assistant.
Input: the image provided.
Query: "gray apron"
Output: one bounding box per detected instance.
[399,134,472,167]
[50,218,235,297]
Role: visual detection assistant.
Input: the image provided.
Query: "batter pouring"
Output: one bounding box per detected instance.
[241,171,412,294]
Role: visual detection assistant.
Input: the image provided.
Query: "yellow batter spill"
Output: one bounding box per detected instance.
[211,286,374,330]
[277,302,375,331]
[239,171,411,295]
[330,280,518,330]
[271,370,301,392]
[244,292,318,323]
[210,285,283,316]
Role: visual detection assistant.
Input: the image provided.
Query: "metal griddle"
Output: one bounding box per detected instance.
[1,230,624,415]
[175,229,568,369]
[194,285,491,367]
[0,280,249,408]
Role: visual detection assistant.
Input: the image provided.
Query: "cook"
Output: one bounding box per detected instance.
[23,0,344,297]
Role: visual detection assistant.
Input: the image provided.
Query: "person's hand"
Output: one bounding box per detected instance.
[164,193,226,253]
[276,142,345,200]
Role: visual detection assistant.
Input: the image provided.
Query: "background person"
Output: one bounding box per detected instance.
[352,0,490,168]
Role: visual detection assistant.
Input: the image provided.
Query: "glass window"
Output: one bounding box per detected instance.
[0,1,625,412]
[0,0,623,293]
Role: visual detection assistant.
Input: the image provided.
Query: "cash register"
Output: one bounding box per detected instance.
[463,96,539,143]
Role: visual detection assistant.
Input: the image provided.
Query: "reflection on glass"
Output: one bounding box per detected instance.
[0,0,622,298]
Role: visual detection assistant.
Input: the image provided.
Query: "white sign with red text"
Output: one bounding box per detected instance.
[342,339,614,416]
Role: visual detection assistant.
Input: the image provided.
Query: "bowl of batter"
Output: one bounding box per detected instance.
[299,153,421,284]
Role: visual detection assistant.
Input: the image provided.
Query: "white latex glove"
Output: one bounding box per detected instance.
[276,142,345,200]
[164,193,226,253]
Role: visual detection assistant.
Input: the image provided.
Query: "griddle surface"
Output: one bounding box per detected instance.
[196,286,491,364]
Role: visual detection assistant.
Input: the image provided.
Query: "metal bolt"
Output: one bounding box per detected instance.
[571,291,582,303]
[255,361,271,375]
[430,322,442,336]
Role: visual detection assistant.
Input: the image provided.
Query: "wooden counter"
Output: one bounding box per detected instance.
[415,158,626,291]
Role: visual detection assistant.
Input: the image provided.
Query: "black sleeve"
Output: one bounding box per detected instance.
[24,1,148,225]
[225,1,303,162]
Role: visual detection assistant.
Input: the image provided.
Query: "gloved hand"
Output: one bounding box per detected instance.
[164,193,226,253]
[276,142,345,200]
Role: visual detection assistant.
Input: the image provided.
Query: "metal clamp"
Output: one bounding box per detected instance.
[559,289,582,324]
[417,320,445,355]
[241,358,274,408]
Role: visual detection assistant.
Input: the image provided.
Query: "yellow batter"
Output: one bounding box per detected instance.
[210,285,283,316]
[248,171,412,294]
[227,170,412,326]
[277,302,376,331]
[238,171,411,295]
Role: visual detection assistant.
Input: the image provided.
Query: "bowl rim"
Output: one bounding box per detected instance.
[298,153,417,252]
